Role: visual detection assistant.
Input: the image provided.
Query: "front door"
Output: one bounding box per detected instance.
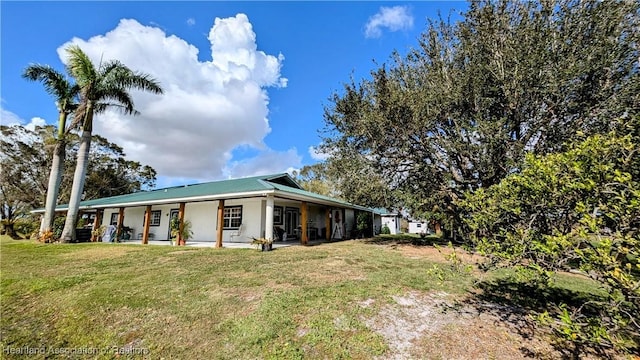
[168,208,179,240]
[285,207,299,239]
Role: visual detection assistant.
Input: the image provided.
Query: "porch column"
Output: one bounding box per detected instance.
[301,201,308,245]
[325,208,331,240]
[371,210,375,237]
[92,210,103,241]
[342,209,346,239]
[178,202,185,246]
[142,205,151,244]
[265,195,274,241]
[116,207,125,241]
[216,200,224,248]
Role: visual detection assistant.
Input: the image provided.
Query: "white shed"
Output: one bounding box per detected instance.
[380,210,402,234]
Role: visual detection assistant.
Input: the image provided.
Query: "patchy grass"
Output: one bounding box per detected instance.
[0,235,617,359]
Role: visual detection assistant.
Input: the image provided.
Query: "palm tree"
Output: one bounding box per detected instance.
[60,45,163,242]
[22,65,79,235]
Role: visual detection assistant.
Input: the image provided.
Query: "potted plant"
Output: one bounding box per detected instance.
[170,217,193,246]
[251,237,273,251]
[91,225,106,242]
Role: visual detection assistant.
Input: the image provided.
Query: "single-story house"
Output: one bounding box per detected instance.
[36,173,381,246]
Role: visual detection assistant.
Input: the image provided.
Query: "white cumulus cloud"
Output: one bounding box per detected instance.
[186,18,196,26]
[223,147,302,179]
[365,6,413,38]
[24,117,46,131]
[308,145,330,161]
[1,108,24,126]
[1,107,47,131]
[57,14,292,182]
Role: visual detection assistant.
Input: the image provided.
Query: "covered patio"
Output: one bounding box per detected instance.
[38,174,381,246]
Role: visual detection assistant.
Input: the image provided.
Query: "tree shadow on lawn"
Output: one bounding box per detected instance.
[364,234,455,247]
[448,277,613,360]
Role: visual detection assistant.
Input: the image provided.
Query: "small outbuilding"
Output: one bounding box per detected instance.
[378,209,403,235]
[408,220,430,234]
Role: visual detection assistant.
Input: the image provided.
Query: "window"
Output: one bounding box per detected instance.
[416,223,422,228]
[223,206,242,229]
[150,210,161,226]
[273,206,283,225]
[110,213,118,225]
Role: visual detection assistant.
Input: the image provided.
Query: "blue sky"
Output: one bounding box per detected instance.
[1,1,466,188]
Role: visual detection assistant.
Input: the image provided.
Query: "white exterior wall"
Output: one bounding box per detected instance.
[96,197,339,243]
[234,198,264,242]
[185,202,216,241]
[152,204,178,240]
[102,205,178,241]
[381,215,401,234]
[123,207,145,238]
[408,221,428,234]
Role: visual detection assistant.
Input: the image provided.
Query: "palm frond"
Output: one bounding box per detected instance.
[102,61,163,95]
[60,45,163,131]
[94,102,140,116]
[120,72,163,95]
[100,59,127,78]
[64,45,97,87]
[98,87,136,115]
[22,64,79,108]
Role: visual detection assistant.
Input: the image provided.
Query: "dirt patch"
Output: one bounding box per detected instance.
[363,292,450,359]
[362,291,562,360]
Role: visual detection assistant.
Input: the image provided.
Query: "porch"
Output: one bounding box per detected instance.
[117,238,330,249]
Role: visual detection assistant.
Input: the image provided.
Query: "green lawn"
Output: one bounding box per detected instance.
[0,235,606,359]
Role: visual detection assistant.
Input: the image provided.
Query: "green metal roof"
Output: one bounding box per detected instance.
[43,173,378,213]
[373,207,400,215]
[268,182,376,212]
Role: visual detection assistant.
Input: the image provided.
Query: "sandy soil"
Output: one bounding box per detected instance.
[359,242,631,360]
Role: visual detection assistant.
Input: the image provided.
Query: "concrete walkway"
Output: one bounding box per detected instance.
[115,239,324,249]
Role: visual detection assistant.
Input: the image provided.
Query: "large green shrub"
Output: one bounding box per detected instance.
[13,218,39,238]
[53,216,65,239]
[460,133,639,352]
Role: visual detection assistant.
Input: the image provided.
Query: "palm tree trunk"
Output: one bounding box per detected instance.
[40,138,66,234]
[60,129,92,242]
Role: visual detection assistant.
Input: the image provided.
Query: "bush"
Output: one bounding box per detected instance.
[460,133,639,353]
[381,225,391,234]
[14,218,39,238]
[53,216,65,239]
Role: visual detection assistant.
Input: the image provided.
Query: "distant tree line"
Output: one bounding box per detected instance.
[0,125,157,238]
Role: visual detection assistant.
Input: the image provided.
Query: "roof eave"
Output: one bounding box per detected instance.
[32,189,277,213]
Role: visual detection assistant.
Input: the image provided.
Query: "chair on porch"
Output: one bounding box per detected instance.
[230,224,244,242]
[274,226,286,242]
[137,232,155,241]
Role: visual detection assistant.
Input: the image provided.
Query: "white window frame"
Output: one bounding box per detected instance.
[223,206,242,229]
[150,210,161,226]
